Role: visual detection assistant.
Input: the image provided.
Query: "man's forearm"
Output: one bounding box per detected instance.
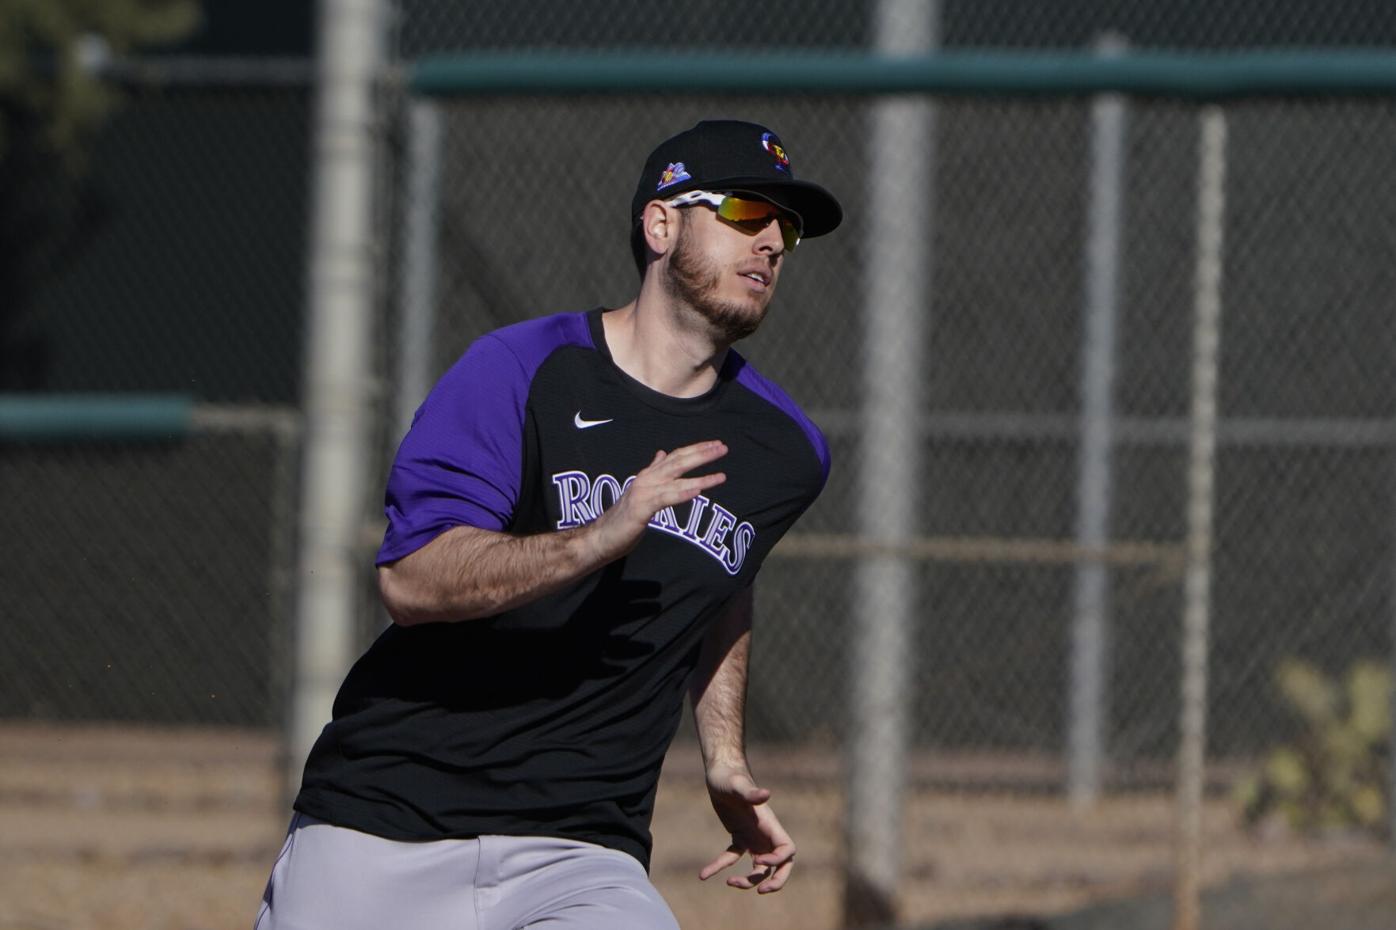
[379,440,732,626]
[378,523,607,625]
[690,587,755,773]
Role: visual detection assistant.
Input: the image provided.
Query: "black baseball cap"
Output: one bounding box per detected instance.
[631,120,843,238]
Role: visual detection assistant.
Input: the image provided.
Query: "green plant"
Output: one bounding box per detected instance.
[0,0,200,164]
[1235,658,1391,835]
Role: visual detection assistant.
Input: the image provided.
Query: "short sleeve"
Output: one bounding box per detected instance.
[376,334,532,565]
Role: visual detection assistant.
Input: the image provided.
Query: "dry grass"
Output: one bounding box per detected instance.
[0,724,1387,930]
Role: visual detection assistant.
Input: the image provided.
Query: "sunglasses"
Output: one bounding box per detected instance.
[664,190,803,253]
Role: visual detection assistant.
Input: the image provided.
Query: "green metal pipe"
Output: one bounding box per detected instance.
[411,50,1396,98]
[0,394,194,442]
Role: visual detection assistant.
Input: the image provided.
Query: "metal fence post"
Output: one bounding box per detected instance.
[845,2,938,926]
[1173,106,1227,930]
[394,98,444,445]
[289,0,388,797]
[1068,33,1130,808]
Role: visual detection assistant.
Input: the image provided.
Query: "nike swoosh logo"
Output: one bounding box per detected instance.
[574,412,614,429]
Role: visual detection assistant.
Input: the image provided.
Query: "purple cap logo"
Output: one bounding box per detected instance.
[761,133,790,172]
[657,162,692,190]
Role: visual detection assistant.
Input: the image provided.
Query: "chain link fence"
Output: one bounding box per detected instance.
[398,93,1396,750]
[2,73,311,728]
[387,89,1396,925]
[0,61,315,930]
[2,422,298,724]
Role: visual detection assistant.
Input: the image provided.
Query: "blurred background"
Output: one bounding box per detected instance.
[4,1,1396,929]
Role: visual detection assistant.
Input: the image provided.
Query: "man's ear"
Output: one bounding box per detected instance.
[641,201,677,258]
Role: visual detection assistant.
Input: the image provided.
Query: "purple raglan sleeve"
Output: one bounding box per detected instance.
[733,357,832,488]
[375,333,532,565]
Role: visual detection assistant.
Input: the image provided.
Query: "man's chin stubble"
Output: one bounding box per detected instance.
[665,232,769,343]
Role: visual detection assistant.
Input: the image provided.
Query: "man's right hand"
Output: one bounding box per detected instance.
[587,440,729,562]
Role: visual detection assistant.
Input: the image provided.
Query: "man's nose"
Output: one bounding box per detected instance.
[754,217,784,255]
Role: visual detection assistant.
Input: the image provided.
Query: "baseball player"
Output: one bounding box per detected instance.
[257,119,843,930]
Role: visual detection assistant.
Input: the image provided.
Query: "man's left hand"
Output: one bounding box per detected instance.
[699,764,796,894]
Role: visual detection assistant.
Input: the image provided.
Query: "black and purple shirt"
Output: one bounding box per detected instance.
[294,308,829,868]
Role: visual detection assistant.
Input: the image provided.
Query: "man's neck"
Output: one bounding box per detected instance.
[603,282,730,398]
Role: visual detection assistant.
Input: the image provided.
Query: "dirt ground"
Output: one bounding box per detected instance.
[1,724,1390,930]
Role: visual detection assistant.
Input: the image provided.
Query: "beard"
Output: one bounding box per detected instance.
[664,223,768,343]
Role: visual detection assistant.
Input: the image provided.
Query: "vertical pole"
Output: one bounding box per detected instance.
[269,414,302,814]
[844,2,937,926]
[395,98,444,443]
[1173,106,1227,930]
[289,0,386,798]
[1068,33,1129,809]
[1389,421,1396,850]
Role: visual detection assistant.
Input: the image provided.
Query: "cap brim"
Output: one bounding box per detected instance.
[713,177,843,238]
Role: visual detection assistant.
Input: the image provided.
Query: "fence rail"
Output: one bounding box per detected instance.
[411,50,1396,96]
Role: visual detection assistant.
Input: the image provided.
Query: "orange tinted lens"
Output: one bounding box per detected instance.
[717,197,801,252]
[716,197,780,222]
[779,220,799,252]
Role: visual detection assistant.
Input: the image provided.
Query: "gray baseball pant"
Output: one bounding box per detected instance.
[255,813,680,930]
